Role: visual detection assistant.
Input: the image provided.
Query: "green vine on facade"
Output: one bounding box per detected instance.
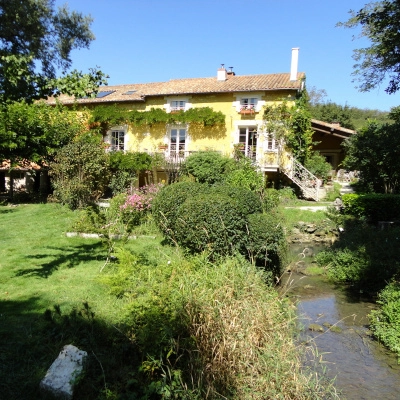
[87,105,226,133]
[263,90,313,164]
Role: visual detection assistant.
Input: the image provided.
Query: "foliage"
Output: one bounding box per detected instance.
[315,221,400,292]
[309,101,356,130]
[101,251,329,399]
[307,86,391,130]
[369,281,400,356]
[89,105,225,132]
[341,193,400,221]
[211,185,263,216]
[180,151,234,185]
[0,0,106,102]
[120,184,162,227]
[174,193,248,257]
[338,0,400,94]
[0,100,86,163]
[151,181,206,242]
[245,212,287,275]
[343,120,400,193]
[263,92,313,164]
[108,151,153,195]
[304,151,333,181]
[225,156,264,192]
[50,139,110,209]
[262,188,281,212]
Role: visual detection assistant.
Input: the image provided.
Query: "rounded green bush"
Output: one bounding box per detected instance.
[174,193,248,257]
[211,185,262,215]
[151,181,206,240]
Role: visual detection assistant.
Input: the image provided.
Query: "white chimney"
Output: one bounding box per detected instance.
[217,64,227,81]
[290,47,299,81]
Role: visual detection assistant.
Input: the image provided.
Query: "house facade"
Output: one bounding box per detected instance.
[47,49,352,200]
[49,50,310,184]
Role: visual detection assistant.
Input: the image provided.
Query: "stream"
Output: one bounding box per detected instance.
[282,245,400,399]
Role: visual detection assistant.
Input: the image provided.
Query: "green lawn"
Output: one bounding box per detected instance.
[0,204,129,399]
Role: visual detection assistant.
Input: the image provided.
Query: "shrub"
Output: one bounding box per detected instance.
[304,151,332,181]
[174,193,248,257]
[245,212,287,275]
[369,282,400,356]
[151,181,206,241]
[342,193,400,221]
[211,185,262,215]
[181,151,234,185]
[225,157,264,192]
[262,188,281,212]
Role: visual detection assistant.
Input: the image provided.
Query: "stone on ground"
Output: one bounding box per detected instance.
[40,344,87,399]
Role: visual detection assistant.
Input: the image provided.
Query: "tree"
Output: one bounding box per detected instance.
[50,139,110,209]
[343,120,400,193]
[0,0,107,102]
[339,0,400,94]
[310,102,356,130]
[0,100,86,163]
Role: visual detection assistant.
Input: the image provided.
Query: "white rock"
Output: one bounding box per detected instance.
[40,344,87,399]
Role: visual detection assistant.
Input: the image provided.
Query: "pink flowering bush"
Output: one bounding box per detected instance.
[119,184,163,228]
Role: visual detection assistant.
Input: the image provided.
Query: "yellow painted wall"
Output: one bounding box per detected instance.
[124,90,298,158]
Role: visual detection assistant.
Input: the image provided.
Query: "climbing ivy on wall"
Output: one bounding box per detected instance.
[263,90,313,164]
[87,105,226,133]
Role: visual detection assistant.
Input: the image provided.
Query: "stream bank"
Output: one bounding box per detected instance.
[282,245,400,400]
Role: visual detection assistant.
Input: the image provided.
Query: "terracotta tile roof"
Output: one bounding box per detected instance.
[46,72,305,105]
[311,119,357,138]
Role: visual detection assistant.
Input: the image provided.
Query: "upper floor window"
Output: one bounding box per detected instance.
[240,98,257,110]
[164,97,192,113]
[171,100,186,111]
[233,93,265,113]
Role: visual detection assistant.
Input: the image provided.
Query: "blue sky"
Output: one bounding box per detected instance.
[56,0,399,111]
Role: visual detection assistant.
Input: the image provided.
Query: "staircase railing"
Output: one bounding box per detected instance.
[283,156,321,201]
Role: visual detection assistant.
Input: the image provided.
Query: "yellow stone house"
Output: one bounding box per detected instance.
[48,48,338,200]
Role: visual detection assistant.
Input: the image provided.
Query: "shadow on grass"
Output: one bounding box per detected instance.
[0,298,139,400]
[15,241,106,279]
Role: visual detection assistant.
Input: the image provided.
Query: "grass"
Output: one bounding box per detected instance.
[0,202,335,399]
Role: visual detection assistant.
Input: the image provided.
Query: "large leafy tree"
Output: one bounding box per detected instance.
[0,0,106,102]
[339,0,400,94]
[343,118,400,194]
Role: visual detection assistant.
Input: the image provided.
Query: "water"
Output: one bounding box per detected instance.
[282,245,400,399]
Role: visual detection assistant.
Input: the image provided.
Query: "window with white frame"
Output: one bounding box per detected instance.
[110,130,125,151]
[168,126,188,155]
[240,97,257,111]
[171,100,186,111]
[238,126,258,159]
[265,132,277,150]
[105,127,126,151]
[233,93,265,113]
[164,97,192,113]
